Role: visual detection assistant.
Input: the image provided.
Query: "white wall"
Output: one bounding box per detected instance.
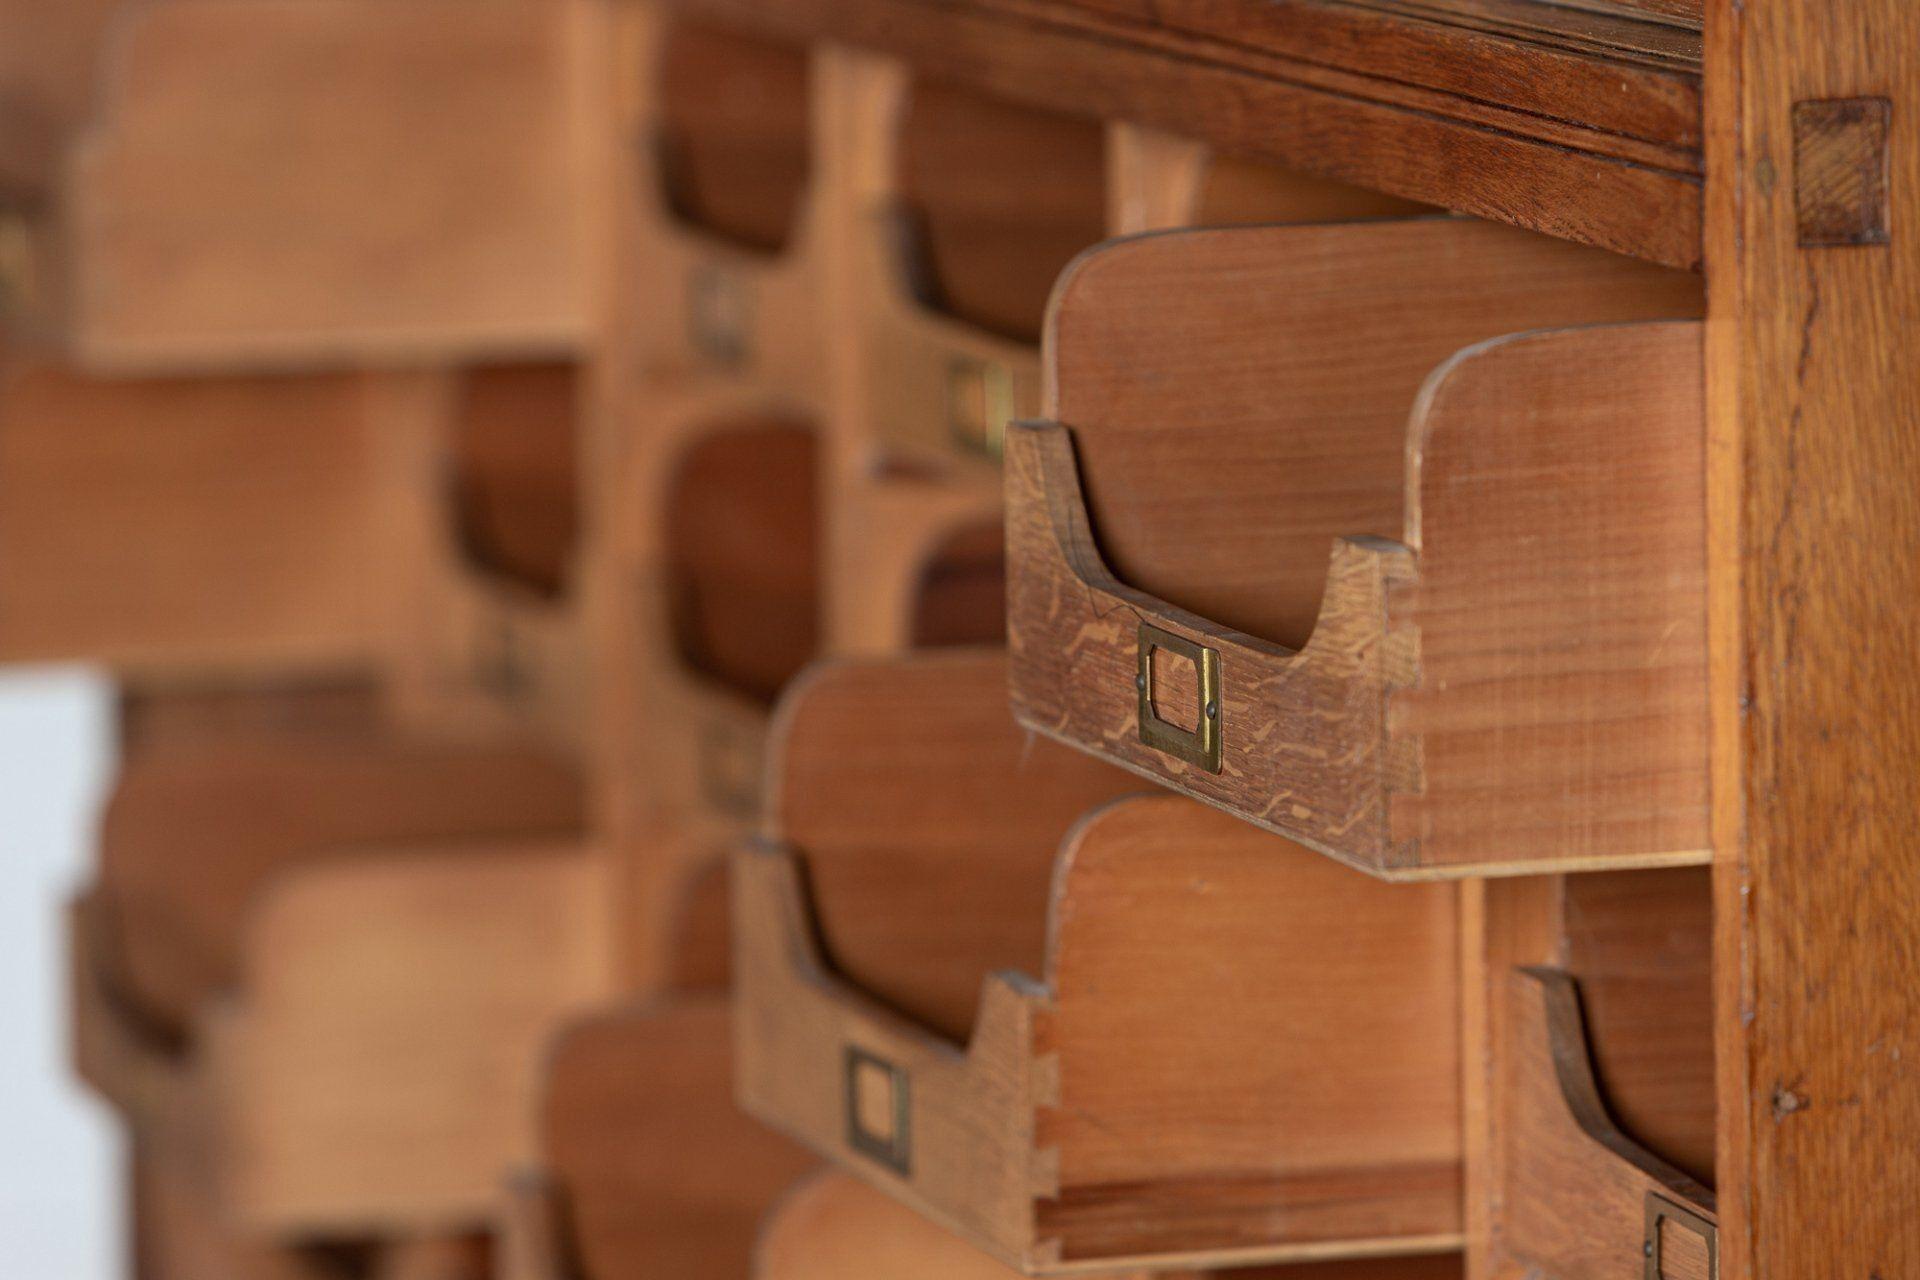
[0,667,123,1280]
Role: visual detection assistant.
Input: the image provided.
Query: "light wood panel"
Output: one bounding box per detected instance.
[1704,0,1920,1272]
[0,350,395,678]
[1008,219,1710,877]
[49,0,593,368]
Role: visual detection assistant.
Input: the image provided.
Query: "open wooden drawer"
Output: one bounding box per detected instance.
[735,652,1463,1272]
[625,5,824,394]
[10,0,591,370]
[757,1172,1466,1280]
[1474,870,1716,1280]
[386,362,590,747]
[823,51,1109,471]
[0,343,588,740]
[501,997,817,1280]
[602,395,1014,987]
[1007,217,1708,879]
[603,392,824,841]
[71,702,615,1237]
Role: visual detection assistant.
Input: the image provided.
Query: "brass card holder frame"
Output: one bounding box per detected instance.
[687,262,753,368]
[1645,1193,1718,1280]
[843,1045,912,1176]
[1136,622,1222,773]
[946,356,1016,460]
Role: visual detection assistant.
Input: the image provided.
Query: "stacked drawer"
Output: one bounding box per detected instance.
[17,0,1727,1278]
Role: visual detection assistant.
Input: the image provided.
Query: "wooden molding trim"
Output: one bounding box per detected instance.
[664,0,1703,265]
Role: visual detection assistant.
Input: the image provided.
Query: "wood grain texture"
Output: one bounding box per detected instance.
[739,653,1462,1270]
[756,1171,1465,1279]
[1007,220,1708,877]
[1488,968,1714,1280]
[52,0,592,369]
[1704,0,1920,1273]
[665,0,1703,264]
[1469,871,1715,1280]
[768,654,1137,1042]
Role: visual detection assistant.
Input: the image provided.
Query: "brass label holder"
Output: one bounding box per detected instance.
[687,263,752,368]
[843,1045,912,1176]
[946,356,1015,460]
[1136,622,1222,773]
[1644,1193,1717,1280]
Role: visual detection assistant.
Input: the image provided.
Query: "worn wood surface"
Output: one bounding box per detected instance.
[1704,0,1920,1273]
[741,653,1463,1270]
[1488,969,1714,1280]
[666,0,1703,264]
[51,0,593,368]
[1008,220,1709,877]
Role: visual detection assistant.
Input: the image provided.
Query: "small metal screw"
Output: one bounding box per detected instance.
[1135,674,1148,692]
[1643,1239,1655,1258]
[1204,701,1218,719]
